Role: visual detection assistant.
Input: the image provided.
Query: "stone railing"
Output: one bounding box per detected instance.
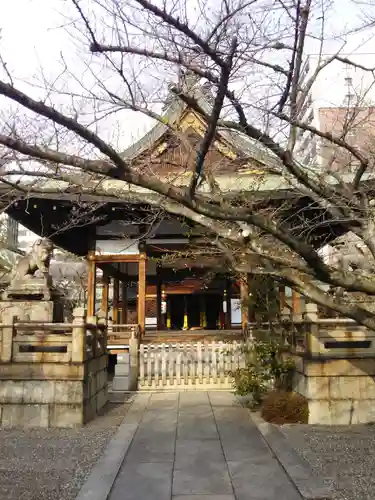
[279,303,375,358]
[0,308,108,428]
[279,302,375,425]
[107,323,140,349]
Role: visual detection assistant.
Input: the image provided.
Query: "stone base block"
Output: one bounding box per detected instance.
[1,404,49,427]
[0,300,54,323]
[293,356,375,425]
[114,362,130,377]
[49,404,84,427]
[308,399,375,425]
[112,376,130,392]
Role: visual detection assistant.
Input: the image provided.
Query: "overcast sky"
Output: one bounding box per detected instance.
[1,0,375,150]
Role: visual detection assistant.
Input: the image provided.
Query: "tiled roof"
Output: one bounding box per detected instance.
[121,72,281,169]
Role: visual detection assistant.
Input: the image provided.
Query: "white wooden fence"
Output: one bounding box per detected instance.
[138,341,245,390]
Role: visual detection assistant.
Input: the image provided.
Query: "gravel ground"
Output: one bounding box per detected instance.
[281,423,375,500]
[0,400,132,500]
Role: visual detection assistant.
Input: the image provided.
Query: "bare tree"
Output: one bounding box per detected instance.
[1,0,375,326]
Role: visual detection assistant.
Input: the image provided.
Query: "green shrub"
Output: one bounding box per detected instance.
[229,340,295,406]
[261,390,309,424]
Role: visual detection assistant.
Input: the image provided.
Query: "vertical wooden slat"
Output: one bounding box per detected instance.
[204,343,210,384]
[139,344,145,387]
[138,254,147,336]
[197,342,203,385]
[189,344,196,383]
[113,278,119,324]
[121,282,128,324]
[212,343,218,384]
[101,274,109,318]
[176,344,182,386]
[218,341,225,383]
[168,345,174,387]
[182,343,188,385]
[147,346,152,386]
[87,253,96,317]
[154,345,160,388]
[161,344,167,387]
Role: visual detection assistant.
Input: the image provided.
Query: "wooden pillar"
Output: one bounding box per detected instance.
[156,266,163,330]
[87,252,96,317]
[200,295,207,328]
[240,275,249,332]
[138,253,147,335]
[225,278,232,329]
[121,282,128,324]
[113,278,119,324]
[101,274,110,319]
[183,295,189,330]
[166,296,171,329]
[292,289,301,314]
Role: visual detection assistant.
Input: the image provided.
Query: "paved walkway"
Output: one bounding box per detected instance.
[107,391,302,500]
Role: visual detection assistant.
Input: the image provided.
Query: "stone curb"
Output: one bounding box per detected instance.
[250,412,333,500]
[75,393,150,500]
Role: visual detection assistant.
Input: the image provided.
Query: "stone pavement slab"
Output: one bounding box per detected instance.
[77,391,331,500]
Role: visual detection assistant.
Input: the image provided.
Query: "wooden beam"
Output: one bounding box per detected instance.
[121,282,128,324]
[138,253,147,335]
[113,278,119,324]
[88,254,141,263]
[96,263,128,282]
[101,274,110,318]
[87,252,96,316]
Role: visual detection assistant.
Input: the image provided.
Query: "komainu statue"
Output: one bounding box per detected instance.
[10,238,54,284]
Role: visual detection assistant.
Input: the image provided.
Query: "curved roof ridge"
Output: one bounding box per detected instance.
[120,72,281,170]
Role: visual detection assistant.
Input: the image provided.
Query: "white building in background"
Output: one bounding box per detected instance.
[0,213,37,252]
[17,224,38,251]
[295,53,375,168]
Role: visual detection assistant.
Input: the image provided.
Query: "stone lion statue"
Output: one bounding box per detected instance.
[10,238,54,283]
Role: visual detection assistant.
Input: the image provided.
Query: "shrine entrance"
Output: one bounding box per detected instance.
[167,294,222,330]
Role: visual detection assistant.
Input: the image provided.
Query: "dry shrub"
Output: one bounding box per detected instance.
[261,390,309,424]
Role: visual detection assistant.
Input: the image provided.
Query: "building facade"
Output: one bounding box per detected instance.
[295,53,375,169]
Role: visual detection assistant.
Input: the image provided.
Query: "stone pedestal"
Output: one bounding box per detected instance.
[3,276,53,300]
[0,277,63,323]
[112,352,131,391]
[112,336,139,392]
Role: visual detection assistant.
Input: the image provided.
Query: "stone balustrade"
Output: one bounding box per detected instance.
[0,308,108,428]
[278,303,375,424]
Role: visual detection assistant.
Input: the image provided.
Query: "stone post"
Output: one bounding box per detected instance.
[86,315,98,358]
[0,316,16,362]
[112,327,139,392]
[97,310,107,354]
[304,302,319,356]
[71,308,87,363]
[281,307,291,322]
[129,327,139,391]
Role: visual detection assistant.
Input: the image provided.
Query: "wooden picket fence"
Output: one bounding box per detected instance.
[138,341,245,390]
